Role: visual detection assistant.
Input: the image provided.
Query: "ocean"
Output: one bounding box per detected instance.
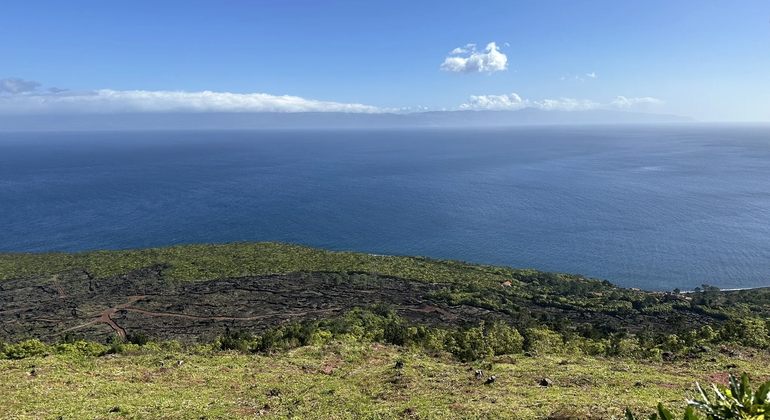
[1,125,769,291]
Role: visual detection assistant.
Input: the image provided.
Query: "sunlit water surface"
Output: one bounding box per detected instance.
[1,125,769,290]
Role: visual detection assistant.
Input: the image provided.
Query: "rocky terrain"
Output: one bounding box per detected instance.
[0,264,508,343]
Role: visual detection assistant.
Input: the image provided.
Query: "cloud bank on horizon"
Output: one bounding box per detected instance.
[458,93,663,112]
[0,80,388,114]
[0,77,662,115]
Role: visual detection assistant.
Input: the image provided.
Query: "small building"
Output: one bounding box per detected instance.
[501,281,512,287]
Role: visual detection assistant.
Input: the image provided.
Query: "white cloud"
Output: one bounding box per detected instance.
[459,93,663,111]
[449,44,476,54]
[586,72,597,78]
[459,93,530,111]
[561,74,584,82]
[537,98,603,111]
[0,89,391,115]
[440,42,508,74]
[610,95,663,108]
[0,77,41,94]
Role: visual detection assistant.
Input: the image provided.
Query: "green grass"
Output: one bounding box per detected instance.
[1,341,767,420]
[0,242,533,287]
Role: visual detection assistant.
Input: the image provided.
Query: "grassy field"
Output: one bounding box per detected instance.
[1,341,767,420]
[0,242,529,285]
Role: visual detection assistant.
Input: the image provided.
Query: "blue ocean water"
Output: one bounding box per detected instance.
[1,125,769,291]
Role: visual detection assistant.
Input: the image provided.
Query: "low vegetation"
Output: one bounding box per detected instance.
[2,336,769,419]
[1,242,770,418]
[627,373,770,420]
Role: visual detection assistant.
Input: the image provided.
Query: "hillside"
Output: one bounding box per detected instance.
[1,343,768,420]
[2,242,770,349]
[2,242,770,419]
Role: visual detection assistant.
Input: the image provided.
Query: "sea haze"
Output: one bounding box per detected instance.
[0,125,768,291]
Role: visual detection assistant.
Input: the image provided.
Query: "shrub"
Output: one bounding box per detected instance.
[697,325,716,342]
[219,328,253,352]
[445,326,491,362]
[482,322,524,355]
[55,341,107,357]
[737,319,770,349]
[660,334,685,353]
[524,328,564,354]
[309,330,333,346]
[159,340,181,352]
[3,339,50,359]
[383,318,409,346]
[126,332,149,346]
[108,343,141,354]
[281,322,318,348]
[627,373,770,420]
[608,337,640,357]
[60,332,85,344]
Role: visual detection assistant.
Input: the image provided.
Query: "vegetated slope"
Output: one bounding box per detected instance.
[1,343,767,420]
[2,242,770,349]
[0,242,525,284]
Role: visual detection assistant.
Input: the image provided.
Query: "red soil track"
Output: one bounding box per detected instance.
[60,296,147,340]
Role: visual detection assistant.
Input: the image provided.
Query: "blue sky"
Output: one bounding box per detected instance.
[1,0,768,120]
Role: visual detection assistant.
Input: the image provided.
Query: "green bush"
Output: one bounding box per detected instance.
[218,328,252,352]
[109,343,141,354]
[627,373,770,420]
[482,321,524,355]
[737,319,770,349]
[524,328,564,354]
[126,331,150,346]
[443,322,523,361]
[445,326,491,362]
[55,341,107,357]
[383,318,410,346]
[3,339,50,359]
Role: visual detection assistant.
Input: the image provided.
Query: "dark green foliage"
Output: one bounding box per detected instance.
[280,322,318,348]
[626,404,700,420]
[383,317,409,346]
[126,331,149,346]
[204,307,527,361]
[627,373,770,420]
[59,332,85,344]
[218,328,252,352]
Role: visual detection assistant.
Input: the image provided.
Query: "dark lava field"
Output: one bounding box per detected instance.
[0,265,505,343]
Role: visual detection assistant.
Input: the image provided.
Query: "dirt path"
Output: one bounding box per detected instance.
[3,270,468,343]
[59,296,147,340]
[59,296,344,341]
